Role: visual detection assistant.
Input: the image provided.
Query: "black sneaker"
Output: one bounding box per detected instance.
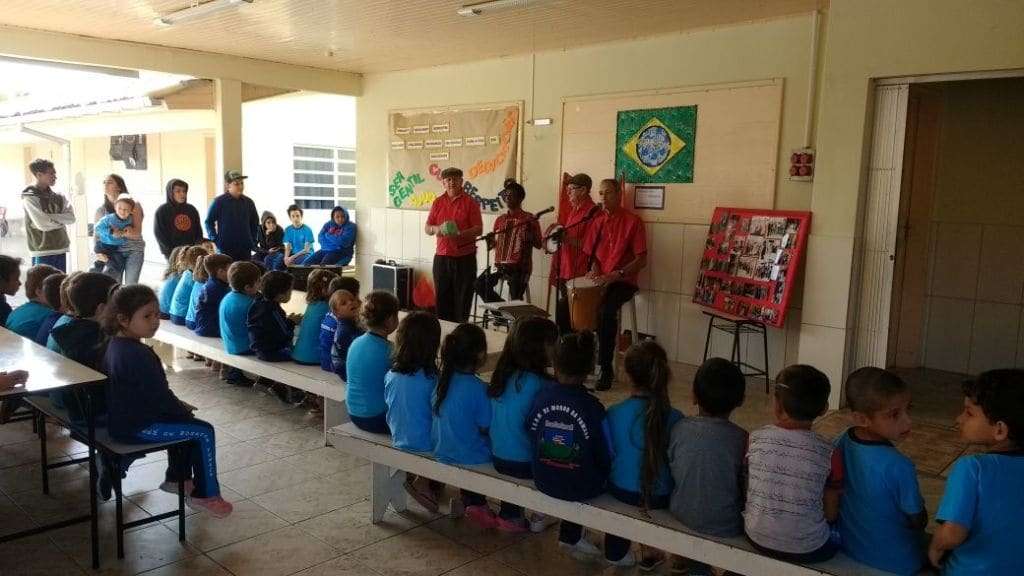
[96,458,113,502]
[595,372,613,391]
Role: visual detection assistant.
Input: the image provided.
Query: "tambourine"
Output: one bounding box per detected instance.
[543,223,565,254]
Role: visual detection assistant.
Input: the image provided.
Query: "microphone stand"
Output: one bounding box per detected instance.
[472,208,552,328]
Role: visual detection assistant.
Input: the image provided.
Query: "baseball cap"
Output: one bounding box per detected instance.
[224,170,248,183]
[567,173,592,189]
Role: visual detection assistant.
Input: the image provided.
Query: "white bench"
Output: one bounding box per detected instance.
[327,423,896,576]
[150,323,349,442]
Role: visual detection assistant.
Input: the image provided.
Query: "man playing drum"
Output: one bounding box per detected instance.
[583,178,648,391]
[554,173,600,332]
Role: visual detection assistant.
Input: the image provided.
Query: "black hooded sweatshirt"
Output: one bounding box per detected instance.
[50,318,109,425]
[154,179,203,258]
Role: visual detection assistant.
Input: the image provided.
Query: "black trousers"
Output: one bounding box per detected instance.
[433,254,477,322]
[597,282,638,375]
[555,281,573,334]
[474,265,529,303]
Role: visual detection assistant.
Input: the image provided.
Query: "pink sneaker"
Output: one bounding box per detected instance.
[494,515,528,533]
[187,496,233,518]
[464,504,497,529]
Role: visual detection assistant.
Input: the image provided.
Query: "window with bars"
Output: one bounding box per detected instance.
[292,145,356,212]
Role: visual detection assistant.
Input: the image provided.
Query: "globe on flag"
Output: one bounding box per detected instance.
[615,105,697,184]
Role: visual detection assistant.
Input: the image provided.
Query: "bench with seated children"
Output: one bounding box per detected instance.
[330,329,913,576]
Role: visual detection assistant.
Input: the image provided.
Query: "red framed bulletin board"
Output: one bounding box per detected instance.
[693,207,811,328]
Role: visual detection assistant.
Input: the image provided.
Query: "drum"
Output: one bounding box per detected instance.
[570,277,604,332]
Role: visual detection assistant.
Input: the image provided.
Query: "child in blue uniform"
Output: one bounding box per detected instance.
[158,246,186,319]
[929,369,1024,575]
[604,341,682,568]
[34,272,66,345]
[246,271,295,362]
[5,263,60,337]
[103,285,232,518]
[193,254,233,338]
[432,323,492,528]
[345,291,399,433]
[185,255,208,331]
[319,276,360,372]
[169,245,207,325]
[292,269,332,365]
[0,255,22,327]
[837,368,926,575]
[527,331,611,558]
[218,261,261,386]
[488,317,558,532]
[385,311,443,512]
[282,204,315,268]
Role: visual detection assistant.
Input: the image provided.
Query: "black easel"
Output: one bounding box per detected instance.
[702,311,770,393]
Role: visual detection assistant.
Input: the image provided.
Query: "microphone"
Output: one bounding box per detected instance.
[534,206,555,218]
[586,203,602,219]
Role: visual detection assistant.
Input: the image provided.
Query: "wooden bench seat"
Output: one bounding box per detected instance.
[327,422,895,576]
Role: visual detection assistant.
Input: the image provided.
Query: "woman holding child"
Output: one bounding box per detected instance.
[94,174,146,284]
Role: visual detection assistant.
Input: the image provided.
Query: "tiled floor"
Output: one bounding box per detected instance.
[0,349,969,575]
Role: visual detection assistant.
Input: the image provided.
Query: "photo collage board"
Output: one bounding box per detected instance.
[693,207,811,328]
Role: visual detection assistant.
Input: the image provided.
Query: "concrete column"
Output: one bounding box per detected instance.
[214,78,243,194]
[67,138,90,273]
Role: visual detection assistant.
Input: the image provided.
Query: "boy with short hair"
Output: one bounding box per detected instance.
[0,255,22,327]
[929,369,1024,575]
[668,357,748,576]
[282,204,315,267]
[836,367,926,575]
[34,272,67,345]
[218,261,260,386]
[5,264,60,338]
[22,158,75,272]
[745,365,842,563]
[194,254,233,338]
[92,196,135,275]
[329,289,364,382]
[319,276,361,372]
[46,272,82,351]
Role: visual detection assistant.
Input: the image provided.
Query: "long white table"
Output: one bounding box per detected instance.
[0,327,106,569]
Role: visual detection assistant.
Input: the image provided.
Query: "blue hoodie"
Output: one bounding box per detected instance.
[204,192,259,258]
[193,278,230,337]
[317,206,356,260]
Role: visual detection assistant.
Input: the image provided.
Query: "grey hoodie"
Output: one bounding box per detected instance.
[21,186,75,256]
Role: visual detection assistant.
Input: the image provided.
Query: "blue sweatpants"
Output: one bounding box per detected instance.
[135,419,221,498]
[302,250,347,266]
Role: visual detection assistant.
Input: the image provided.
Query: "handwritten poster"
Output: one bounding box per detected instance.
[388,105,520,213]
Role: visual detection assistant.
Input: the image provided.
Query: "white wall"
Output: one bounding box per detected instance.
[242,92,356,230]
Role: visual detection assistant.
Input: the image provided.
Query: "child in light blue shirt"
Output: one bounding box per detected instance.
[185,255,208,330]
[158,246,186,318]
[218,261,260,357]
[291,270,332,364]
[837,368,925,576]
[930,369,1024,575]
[487,317,558,532]
[345,291,399,433]
[432,324,493,529]
[282,204,315,268]
[170,246,206,325]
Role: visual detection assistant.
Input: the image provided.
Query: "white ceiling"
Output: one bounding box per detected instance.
[0,0,825,74]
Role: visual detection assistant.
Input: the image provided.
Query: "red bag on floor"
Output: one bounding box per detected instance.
[412,275,436,309]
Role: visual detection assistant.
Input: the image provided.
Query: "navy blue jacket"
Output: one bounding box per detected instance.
[527,384,612,502]
[34,310,62,346]
[246,296,294,358]
[104,337,191,440]
[0,295,11,328]
[193,278,230,337]
[330,317,365,381]
[50,318,109,424]
[204,193,259,257]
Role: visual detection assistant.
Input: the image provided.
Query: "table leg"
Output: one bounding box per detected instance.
[87,394,99,570]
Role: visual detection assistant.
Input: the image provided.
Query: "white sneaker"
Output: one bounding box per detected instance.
[558,536,602,558]
[527,512,559,533]
[448,496,465,519]
[606,550,637,568]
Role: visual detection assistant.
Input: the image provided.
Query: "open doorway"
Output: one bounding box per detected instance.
[855,74,1024,406]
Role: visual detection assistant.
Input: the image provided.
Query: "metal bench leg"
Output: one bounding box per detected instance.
[114,459,125,559]
[703,315,714,361]
[370,463,407,523]
[177,448,186,543]
[37,411,49,495]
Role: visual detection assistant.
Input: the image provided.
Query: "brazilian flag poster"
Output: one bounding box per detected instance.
[615,106,697,184]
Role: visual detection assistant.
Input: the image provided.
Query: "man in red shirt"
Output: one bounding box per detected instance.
[554,173,600,333]
[584,178,648,390]
[425,167,483,322]
[475,180,541,303]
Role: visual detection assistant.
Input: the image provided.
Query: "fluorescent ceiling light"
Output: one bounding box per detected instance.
[155,0,253,27]
[457,0,533,17]
[0,56,139,79]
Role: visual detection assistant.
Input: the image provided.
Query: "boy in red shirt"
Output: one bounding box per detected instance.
[425,167,483,322]
[584,179,647,390]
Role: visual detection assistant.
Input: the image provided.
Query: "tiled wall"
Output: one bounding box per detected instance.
[355,207,802,372]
